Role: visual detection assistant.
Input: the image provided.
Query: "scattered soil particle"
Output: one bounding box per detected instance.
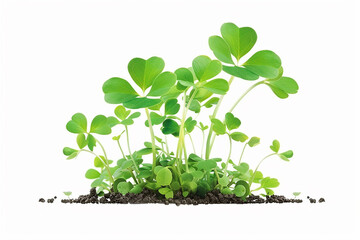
[309,198,316,203]
[47,198,54,203]
[319,198,325,203]
[39,198,45,203]
[56,188,303,205]
[54,196,57,199]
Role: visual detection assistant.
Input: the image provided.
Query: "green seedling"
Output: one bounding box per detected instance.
[63,22,299,200]
[293,192,301,198]
[63,191,72,199]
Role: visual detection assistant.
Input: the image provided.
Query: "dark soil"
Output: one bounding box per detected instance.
[39,188,307,205]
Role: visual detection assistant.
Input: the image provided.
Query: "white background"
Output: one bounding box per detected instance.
[1,0,359,239]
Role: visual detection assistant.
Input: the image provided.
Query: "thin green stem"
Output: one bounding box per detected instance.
[249,153,277,188]
[228,80,265,114]
[188,133,196,155]
[238,143,248,165]
[125,125,139,174]
[145,107,157,176]
[205,76,234,159]
[223,134,233,176]
[95,138,108,161]
[129,169,139,184]
[201,129,205,159]
[116,139,126,159]
[80,149,114,183]
[164,135,170,155]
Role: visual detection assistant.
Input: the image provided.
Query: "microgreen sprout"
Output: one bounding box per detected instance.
[63,22,299,200]
[63,191,72,199]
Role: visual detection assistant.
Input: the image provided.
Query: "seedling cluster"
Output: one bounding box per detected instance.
[63,23,299,200]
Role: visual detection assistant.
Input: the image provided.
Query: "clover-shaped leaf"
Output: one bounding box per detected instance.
[270,139,280,153]
[225,112,241,130]
[230,132,248,142]
[243,50,281,78]
[102,77,138,104]
[202,78,229,95]
[122,97,162,109]
[266,77,299,99]
[222,65,259,80]
[260,177,280,189]
[156,167,172,186]
[147,71,177,97]
[145,112,166,127]
[192,55,222,82]
[220,23,257,61]
[161,119,180,136]
[114,105,130,120]
[165,99,180,115]
[209,35,234,64]
[121,112,141,125]
[90,115,111,135]
[248,137,260,147]
[211,118,226,135]
[128,57,165,91]
[66,113,87,134]
[233,162,249,174]
[175,68,194,90]
[185,117,197,133]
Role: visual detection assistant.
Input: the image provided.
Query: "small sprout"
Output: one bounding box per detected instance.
[63,191,72,199]
[293,192,301,198]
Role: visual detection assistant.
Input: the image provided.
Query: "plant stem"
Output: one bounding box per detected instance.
[205,76,234,159]
[188,133,196,155]
[125,125,140,174]
[116,139,126,159]
[201,129,205,159]
[80,149,114,183]
[238,143,248,165]
[249,153,277,188]
[164,135,170,155]
[228,80,265,114]
[95,138,108,161]
[223,134,233,176]
[145,107,157,176]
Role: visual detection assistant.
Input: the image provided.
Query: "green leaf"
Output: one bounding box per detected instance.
[222,65,259,80]
[266,77,299,99]
[63,191,72,197]
[145,112,166,127]
[121,112,141,125]
[281,150,293,158]
[135,148,153,156]
[188,99,201,113]
[208,35,234,64]
[117,181,132,195]
[159,187,171,195]
[220,23,257,60]
[162,119,180,135]
[225,112,241,130]
[270,139,280,153]
[192,55,222,82]
[114,105,130,120]
[181,173,194,182]
[202,78,229,95]
[147,72,177,97]
[250,170,263,183]
[138,169,152,179]
[107,116,120,127]
[265,188,274,196]
[243,50,282,78]
[63,147,77,156]
[221,188,233,195]
[293,192,301,197]
[87,134,96,151]
[76,134,86,149]
[197,160,217,172]
[165,190,174,199]
[192,88,213,102]
[185,117,197,133]
[233,184,246,197]
[94,156,105,168]
[235,180,250,197]
[218,176,229,186]
[234,163,249,174]
[230,132,248,142]
[175,68,194,90]
[66,113,87,134]
[165,99,180,115]
[248,137,260,147]
[85,169,101,179]
[122,97,162,109]
[211,118,226,135]
[90,115,111,135]
[129,184,144,194]
[103,77,138,104]
[156,167,173,186]
[261,177,280,188]
[203,97,219,108]
[128,57,165,91]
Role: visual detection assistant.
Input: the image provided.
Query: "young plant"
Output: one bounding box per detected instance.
[63,191,72,199]
[63,22,299,200]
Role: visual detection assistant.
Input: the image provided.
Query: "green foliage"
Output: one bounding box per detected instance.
[63,22,298,201]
